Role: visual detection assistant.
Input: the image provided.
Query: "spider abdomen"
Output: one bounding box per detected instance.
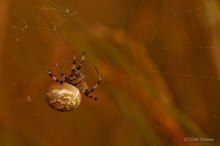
[45,83,81,112]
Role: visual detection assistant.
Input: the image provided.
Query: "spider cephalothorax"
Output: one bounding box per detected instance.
[45,52,101,111]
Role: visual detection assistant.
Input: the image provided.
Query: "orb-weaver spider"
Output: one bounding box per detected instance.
[45,52,101,111]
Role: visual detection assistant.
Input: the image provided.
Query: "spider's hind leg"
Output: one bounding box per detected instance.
[48,69,64,84]
[82,67,101,101]
[84,89,98,101]
[90,66,102,93]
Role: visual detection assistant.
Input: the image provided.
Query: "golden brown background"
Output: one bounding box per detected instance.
[0,0,219,146]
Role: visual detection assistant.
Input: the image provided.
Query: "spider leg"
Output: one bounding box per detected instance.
[48,69,64,84]
[82,67,101,101]
[78,81,98,100]
[90,66,102,93]
[84,89,98,101]
[69,55,76,77]
[76,51,86,70]
[60,72,69,82]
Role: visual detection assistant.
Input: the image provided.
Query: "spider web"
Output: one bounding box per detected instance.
[0,0,220,145]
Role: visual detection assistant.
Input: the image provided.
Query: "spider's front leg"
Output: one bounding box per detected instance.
[69,51,85,77]
[69,55,76,77]
[77,51,86,70]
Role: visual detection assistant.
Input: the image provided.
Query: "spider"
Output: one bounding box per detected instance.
[45,52,101,112]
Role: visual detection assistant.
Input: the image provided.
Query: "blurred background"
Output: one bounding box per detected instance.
[0,0,219,146]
